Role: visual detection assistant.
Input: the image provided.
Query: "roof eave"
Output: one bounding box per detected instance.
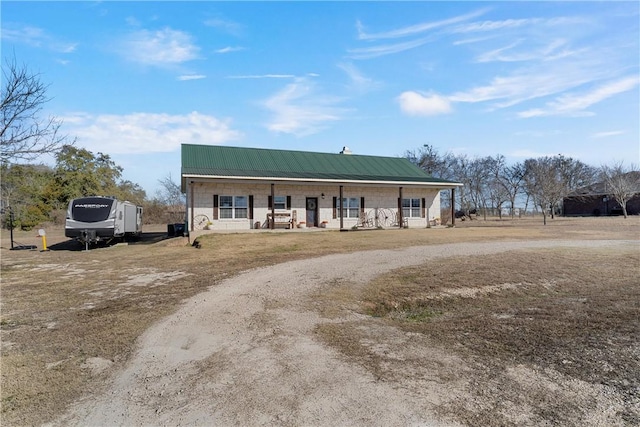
[182,173,463,188]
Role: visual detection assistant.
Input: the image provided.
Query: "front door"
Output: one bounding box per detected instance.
[306,198,318,227]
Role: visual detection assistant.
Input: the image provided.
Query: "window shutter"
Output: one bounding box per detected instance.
[249,195,254,220]
[286,196,291,210]
[422,198,426,218]
[360,197,365,216]
[268,195,273,209]
[213,195,219,220]
[333,197,337,219]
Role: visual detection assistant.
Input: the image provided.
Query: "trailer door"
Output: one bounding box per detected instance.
[124,204,137,233]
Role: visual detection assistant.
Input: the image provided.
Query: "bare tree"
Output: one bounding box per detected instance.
[1,56,71,162]
[497,161,525,219]
[406,144,457,211]
[600,162,640,218]
[555,155,597,216]
[155,174,186,223]
[484,155,511,219]
[523,155,596,224]
[464,156,495,219]
[156,173,186,206]
[523,157,566,225]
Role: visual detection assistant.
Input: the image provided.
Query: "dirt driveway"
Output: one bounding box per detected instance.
[48,238,637,426]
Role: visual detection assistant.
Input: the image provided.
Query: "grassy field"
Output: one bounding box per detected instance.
[1,216,639,426]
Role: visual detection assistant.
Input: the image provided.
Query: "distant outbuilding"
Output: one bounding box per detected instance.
[563,172,640,216]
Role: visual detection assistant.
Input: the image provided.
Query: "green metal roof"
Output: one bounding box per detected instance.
[181,144,459,186]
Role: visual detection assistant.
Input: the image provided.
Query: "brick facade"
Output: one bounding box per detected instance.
[563,194,640,216]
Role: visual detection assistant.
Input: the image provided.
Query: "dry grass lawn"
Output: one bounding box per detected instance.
[315,246,639,425]
[1,216,639,426]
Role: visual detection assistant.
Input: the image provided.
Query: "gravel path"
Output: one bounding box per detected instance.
[51,239,636,426]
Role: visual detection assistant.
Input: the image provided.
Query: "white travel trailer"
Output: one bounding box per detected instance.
[65,196,143,248]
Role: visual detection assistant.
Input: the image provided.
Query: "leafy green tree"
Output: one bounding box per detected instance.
[41,145,146,220]
[46,145,123,205]
[2,145,147,228]
[1,162,54,228]
[115,180,146,206]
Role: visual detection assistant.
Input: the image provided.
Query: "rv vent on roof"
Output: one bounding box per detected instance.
[340,146,352,155]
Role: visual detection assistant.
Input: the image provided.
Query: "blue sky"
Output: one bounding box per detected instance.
[2,1,639,195]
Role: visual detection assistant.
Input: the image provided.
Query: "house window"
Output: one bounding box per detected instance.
[220,196,248,219]
[269,195,291,210]
[336,197,360,218]
[274,196,287,210]
[402,198,421,218]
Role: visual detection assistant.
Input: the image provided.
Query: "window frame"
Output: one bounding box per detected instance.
[402,198,421,218]
[273,195,287,210]
[335,197,360,218]
[219,195,248,219]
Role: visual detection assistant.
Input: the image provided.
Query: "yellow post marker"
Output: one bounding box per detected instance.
[38,229,49,251]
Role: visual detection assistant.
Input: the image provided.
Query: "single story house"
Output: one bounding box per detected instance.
[181,144,463,231]
[563,174,640,216]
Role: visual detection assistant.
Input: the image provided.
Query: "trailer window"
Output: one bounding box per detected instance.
[71,197,115,222]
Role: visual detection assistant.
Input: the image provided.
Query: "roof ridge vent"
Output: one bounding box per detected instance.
[340,146,352,155]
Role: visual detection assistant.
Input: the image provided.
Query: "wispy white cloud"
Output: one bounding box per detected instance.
[61,112,242,154]
[452,35,498,46]
[476,38,585,63]
[454,14,599,68]
[263,79,348,136]
[1,24,77,53]
[204,17,244,36]
[337,62,380,93]
[449,61,610,109]
[347,37,434,60]
[451,16,587,34]
[393,7,635,120]
[120,28,200,66]
[215,46,245,54]
[400,54,631,118]
[178,74,206,81]
[452,18,541,34]
[591,130,625,138]
[125,16,141,27]
[350,9,486,59]
[518,76,639,118]
[228,74,295,79]
[357,9,487,41]
[397,91,452,116]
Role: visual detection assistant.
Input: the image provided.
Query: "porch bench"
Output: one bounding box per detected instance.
[267,212,292,229]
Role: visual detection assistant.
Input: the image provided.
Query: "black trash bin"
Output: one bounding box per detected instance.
[173,223,185,237]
